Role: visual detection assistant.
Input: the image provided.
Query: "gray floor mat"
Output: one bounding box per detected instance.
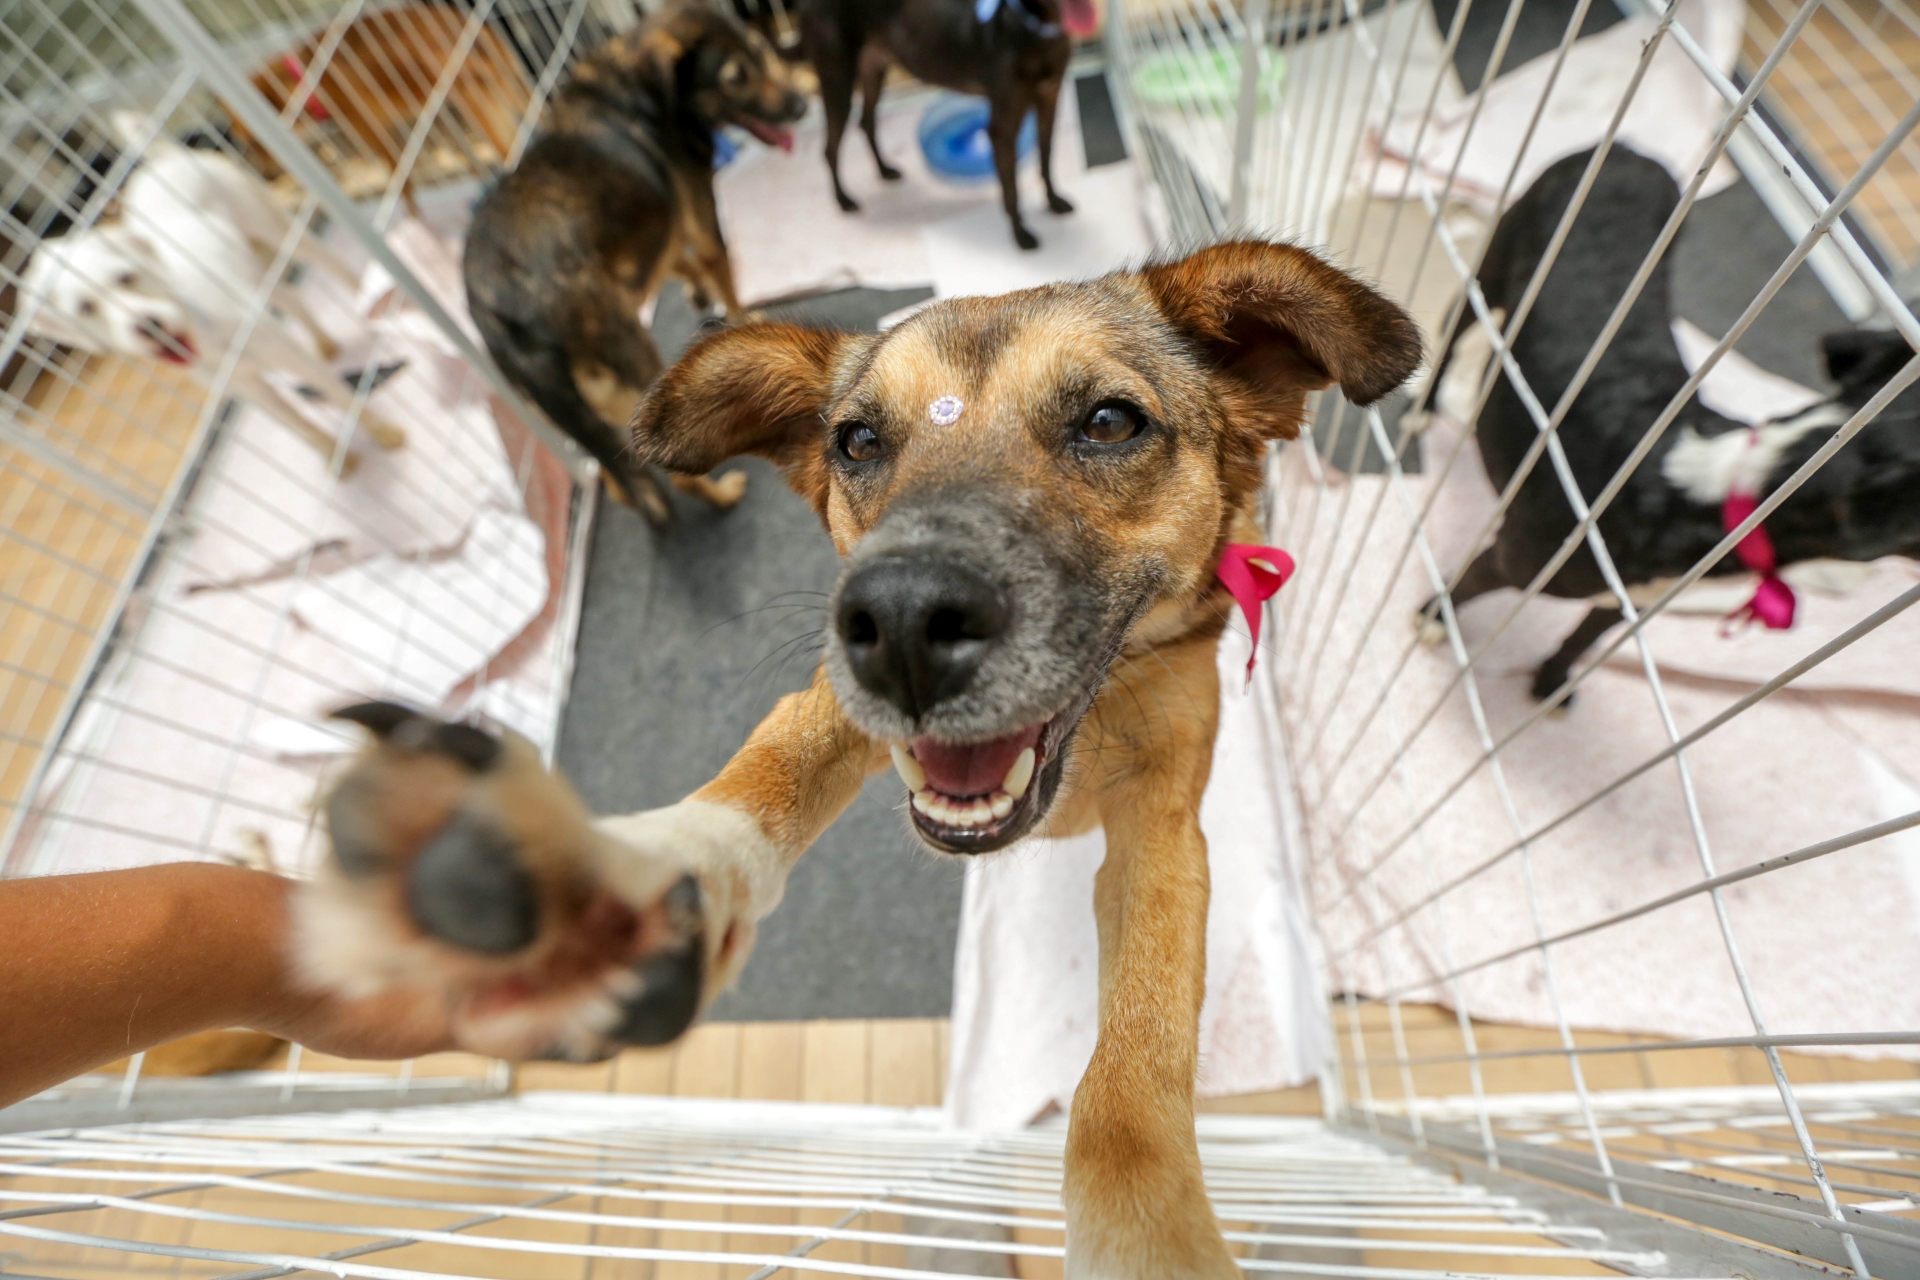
[557,282,962,1022]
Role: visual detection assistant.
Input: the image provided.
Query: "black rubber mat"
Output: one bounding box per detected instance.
[557,283,962,1022]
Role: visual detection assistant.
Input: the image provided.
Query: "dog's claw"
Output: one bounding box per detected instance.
[607,874,705,1046]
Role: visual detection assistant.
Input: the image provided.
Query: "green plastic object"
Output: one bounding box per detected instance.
[1133,44,1286,113]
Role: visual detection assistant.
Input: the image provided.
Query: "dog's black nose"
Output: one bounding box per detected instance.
[836,557,1010,719]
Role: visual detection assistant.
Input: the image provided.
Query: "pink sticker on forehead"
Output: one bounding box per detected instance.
[928,396,963,426]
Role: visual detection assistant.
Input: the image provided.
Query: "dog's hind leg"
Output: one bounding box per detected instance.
[1065,630,1239,1280]
[1033,75,1073,215]
[856,46,901,182]
[1531,605,1622,707]
[988,91,1038,250]
[678,188,748,321]
[817,48,862,211]
[1417,544,1506,645]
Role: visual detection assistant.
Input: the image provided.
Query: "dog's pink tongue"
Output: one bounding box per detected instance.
[913,723,1042,798]
[1061,0,1099,36]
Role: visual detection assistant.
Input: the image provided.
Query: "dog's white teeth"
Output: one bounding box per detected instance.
[911,790,935,816]
[891,745,926,793]
[1003,748,1036,801]
[990,792,1014,819]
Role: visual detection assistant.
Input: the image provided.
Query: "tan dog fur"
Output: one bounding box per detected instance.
[303,240,1420,1277]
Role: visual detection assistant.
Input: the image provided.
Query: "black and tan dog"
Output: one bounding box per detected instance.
[298,240,1419,1276]
[464,3,806,525]
[804,0,1098,250]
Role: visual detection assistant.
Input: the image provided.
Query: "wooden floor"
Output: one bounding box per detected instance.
[268,1003,1920,1111]
[0,352,206,839]
[1746,0,1920,276]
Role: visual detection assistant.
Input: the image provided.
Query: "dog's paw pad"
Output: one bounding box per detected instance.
[305,702,711,1058]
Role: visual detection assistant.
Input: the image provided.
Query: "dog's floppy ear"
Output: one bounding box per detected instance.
[1139,240,1423,438]
[631,322,858,505]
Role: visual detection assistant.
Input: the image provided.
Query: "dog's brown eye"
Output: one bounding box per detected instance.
[719,58,748,88]
[838,421,883,462]
[1077,401,1146,445]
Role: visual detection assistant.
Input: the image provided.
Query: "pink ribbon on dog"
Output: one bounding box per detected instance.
[1717,426,1795,634]
[1216,543,1296,685]
[1721,492,1795,632]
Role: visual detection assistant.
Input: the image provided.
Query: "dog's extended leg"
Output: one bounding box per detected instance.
[270,331,409,451]
[1066,629,1238,1280]
[224,365,358,474]
[988,91,1038,251]
[269,285,341,361]
[857,47,901,182]
[1033,75,1074,216]
[613,668,881,991]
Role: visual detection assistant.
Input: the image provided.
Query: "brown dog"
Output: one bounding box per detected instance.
[464,5,807,524]
[297,240,1419,1276]
[239,4,531,210]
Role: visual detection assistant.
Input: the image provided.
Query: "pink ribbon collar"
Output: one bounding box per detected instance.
[1215,543,1296,685]
[1721,491,1795,632]
[1720,428,1794,634]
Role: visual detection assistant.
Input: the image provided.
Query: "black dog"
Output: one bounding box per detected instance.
[802,0,1096,250]
[1425,146,1920,701]
[464,4,806,525]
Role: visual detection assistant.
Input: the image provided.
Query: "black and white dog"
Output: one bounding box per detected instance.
[1424,146,1920,702]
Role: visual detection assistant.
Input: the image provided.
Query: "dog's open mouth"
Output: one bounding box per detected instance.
[739,117,794,152]
[892,714,1074,852]
[141,323,195,366]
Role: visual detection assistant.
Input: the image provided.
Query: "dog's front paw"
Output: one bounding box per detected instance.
[1013,222,1040,251]
[294,703,725,1060]
[877,161,903,181]
[1048,191,1074,214]
[836,189,861,212]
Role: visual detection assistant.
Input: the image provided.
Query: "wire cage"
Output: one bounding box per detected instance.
[1107,0,1920,1272]
[5,0,1920,1277]
[0,0,633,880]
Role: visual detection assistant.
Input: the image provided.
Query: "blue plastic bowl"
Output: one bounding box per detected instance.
[918,94,1037,183]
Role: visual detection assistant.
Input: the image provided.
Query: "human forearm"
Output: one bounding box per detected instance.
[0,864,450,1107]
